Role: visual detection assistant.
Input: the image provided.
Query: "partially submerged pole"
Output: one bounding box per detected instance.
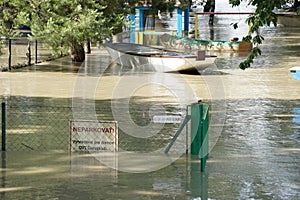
[191,102,209,172]
[2,102,6,151]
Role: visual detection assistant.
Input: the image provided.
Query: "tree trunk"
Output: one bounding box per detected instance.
[26,41,31,66]
[294,0,299,8]
[70,42,85,62]
[85,39,91,54]
[204,0,215,26]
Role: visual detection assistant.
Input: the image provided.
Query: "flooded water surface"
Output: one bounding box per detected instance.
[0,1,300,199]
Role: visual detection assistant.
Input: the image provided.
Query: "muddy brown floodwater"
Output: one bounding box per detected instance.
[0,2,300,199]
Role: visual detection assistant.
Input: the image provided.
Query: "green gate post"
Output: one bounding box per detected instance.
[200,104,209,172]
[191,102,209,172]
[191,103,203,155]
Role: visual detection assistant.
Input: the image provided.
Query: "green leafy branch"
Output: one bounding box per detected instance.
[233,0,287,69]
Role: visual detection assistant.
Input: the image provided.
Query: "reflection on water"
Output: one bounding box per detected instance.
[0,91,299,198]
[0,151,206,199]
[293,108,300,141]
[1,95,300,199]
[293,107,300,124]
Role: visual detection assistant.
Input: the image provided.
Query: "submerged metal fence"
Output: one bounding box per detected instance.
[0,100,209,171]
[0,38,57,71]
[0,100,187,152]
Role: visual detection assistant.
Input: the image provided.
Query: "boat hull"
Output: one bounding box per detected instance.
[106,43,216,72]
[290,66,300,81]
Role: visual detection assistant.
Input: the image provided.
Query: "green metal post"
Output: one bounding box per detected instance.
[191,103,203,155]
[191,102,209,172]
[200,104,209,172]
[2,102,6,151]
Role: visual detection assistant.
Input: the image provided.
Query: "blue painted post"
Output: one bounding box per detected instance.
[184,8,189,36]
[139,9,144,31]
[177,8,182,37]
[130,13,136,43]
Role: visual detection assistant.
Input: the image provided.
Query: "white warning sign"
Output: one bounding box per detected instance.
[69,120,118,152]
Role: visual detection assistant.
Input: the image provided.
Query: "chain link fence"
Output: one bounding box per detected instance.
[1,98,188,152]
[0,37,59,71]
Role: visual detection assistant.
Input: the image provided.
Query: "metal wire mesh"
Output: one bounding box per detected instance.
[6,104,72,151]
[2,99,189,152]
[0,38,56,70]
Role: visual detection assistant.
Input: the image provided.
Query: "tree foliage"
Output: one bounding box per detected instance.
[0,0,127,62]
[229,0,299,69]
[0,0,191,62]
[0,0,299,64]
[0,1,29,37]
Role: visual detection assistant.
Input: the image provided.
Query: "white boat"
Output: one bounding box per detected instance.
[105,43,216,72]
[289,66,300,81]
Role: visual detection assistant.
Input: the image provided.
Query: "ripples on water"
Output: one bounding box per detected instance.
[210,98,300,199]
[1,2,300,200]
[2,88,299,199]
